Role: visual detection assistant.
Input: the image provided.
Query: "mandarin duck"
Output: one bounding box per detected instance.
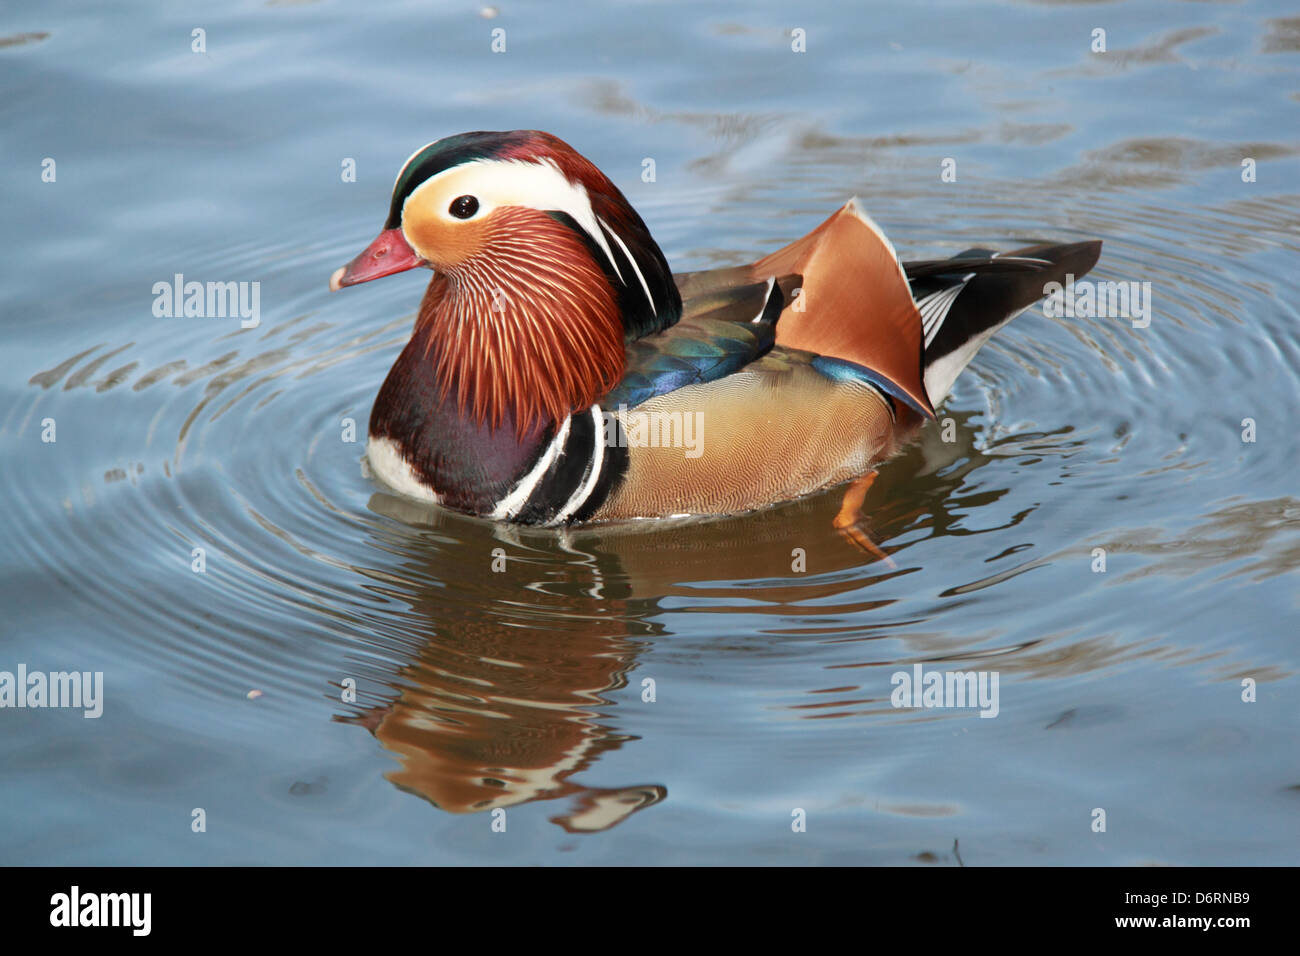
[330,130,1101,545]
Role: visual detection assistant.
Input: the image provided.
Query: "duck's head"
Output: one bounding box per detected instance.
[332,130,681,432]
[331,130,680,334]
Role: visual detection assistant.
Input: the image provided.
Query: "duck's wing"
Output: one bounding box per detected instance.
[639,199,933,421]
[657,208,1102,417]
[746,199,935,419]
[602,275,792,410]
[670,201,935,420]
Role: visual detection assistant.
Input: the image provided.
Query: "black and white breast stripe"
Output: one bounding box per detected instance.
[488,406,627,525]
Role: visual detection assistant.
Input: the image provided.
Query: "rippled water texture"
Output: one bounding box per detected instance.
[3,1,1299,864]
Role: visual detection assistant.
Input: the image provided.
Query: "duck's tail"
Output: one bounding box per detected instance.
[907,240,1103,405]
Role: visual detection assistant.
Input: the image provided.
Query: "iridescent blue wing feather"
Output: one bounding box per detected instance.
[602,276,789,409]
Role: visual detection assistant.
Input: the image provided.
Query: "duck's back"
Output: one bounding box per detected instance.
[589,201,1101,521]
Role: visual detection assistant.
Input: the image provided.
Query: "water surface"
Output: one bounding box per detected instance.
[3,0,1299,864]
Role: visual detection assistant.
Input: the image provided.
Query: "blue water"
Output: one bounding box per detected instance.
[3,0,1299,864]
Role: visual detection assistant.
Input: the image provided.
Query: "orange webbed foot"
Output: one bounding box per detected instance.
[833,471,896,567]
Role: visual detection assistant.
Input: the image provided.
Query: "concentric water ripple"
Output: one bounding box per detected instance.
[8,185,1297,740]
[4,0,1299,864]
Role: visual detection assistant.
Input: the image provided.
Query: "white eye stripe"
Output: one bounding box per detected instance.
[402,157,639,292]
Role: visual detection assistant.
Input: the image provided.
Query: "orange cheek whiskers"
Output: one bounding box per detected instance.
[416,210,625,438]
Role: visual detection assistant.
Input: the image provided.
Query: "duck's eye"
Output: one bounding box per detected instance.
[449,195,479,219]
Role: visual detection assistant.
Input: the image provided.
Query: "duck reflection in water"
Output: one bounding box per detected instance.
[340,493,668,833]
[339,412,1012,833]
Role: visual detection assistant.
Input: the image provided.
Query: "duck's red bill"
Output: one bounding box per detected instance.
[329,228,425,290]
